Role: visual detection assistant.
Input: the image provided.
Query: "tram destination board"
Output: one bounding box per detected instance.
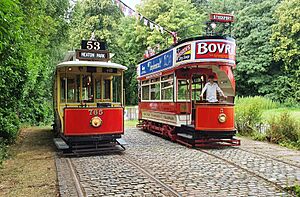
[210,13,234,23]
[76,49,110,61]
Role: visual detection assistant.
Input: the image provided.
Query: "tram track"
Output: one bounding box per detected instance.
[122,155,182,197]
[197,148,297,197]
[66,158,86,197]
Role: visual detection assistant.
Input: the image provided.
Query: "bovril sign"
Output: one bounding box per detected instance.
[195,40,236,63]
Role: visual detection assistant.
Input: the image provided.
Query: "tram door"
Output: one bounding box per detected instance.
[191,74,206,123]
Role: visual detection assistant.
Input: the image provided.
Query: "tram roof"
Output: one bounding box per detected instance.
[57,61,127,70]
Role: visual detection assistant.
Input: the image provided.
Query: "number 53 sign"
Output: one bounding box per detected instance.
[81,40,106,51]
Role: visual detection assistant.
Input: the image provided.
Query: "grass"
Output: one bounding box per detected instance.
[262,107,300,122]
[125,119,138,128]
[286,184,300,196]
[0,127,58,197]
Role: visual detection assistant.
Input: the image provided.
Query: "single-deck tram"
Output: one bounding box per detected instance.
[53,40,127,154]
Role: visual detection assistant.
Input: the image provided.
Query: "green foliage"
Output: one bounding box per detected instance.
[271,0,300,103]
[115,0,206,105]
[251,132,267,141]
[235,96,280,110]
[0,0,70,141]
[233,0,280,96]
[266,112,299,145]
[137,0,206,47]
[0,139,8,167]
[286,185,300,196]
[235,99,263,135]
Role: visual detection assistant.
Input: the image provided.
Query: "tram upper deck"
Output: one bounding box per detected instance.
[137,36,236,104]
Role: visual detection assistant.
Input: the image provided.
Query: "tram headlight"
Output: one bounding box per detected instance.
[218,113,227,123]
[90,116,102,128]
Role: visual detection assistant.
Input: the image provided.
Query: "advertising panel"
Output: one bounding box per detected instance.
[195,40,236,64]
[140,50,173,77]
[176,44,191,63]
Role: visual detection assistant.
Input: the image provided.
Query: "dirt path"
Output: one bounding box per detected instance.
[0,127,58,197]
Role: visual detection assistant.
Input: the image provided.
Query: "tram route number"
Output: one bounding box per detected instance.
[88,109,104,116]
[81,40,106,51]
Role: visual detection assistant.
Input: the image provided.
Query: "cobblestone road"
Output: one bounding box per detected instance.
[56,128,300,197]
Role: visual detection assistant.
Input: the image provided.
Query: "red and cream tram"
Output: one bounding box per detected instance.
[137,16,240,147]
[53,40,127,154]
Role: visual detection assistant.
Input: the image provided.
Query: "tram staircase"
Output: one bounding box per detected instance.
[212,67,234,97]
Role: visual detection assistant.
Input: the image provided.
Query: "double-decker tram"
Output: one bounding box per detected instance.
[53,40,127,154]
[137,14,240,147]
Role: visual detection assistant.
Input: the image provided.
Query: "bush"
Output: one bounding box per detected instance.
[252,132,267,141]
[266,112,299,145]
[235,97,264,135]
[0,109,20,142]
[0,139,8,167]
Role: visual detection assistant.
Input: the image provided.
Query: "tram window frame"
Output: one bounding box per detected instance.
[103,79,112,100]
[82,74,94,103]
[95,78,102,100]
[161,74,174,101]
[191,75,205,102]
[150,77,161,100]
[177,79,191,101]
[112,75,122,103]
[141,84,150,101]
[60,74,80,103]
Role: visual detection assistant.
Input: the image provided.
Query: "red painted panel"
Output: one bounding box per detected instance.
[64,108,124,136]
[195,104,234,131]
[139,102,191,115]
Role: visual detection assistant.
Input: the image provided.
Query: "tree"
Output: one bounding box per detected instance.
[113,0,207,105]
[271,0,300,103]
[233,0,280,97]
[0,0,70,141]
[68,0,122,49]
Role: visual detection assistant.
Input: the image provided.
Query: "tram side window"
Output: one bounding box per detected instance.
[142,80,150,101]
[60,76,80,103]
[178,80,190,100]
[161,75,173,100]
[104,79,111,100]
[142,85,149,100]
[150,78,160,100]
[113,76,121,103]
[60,78,66,102]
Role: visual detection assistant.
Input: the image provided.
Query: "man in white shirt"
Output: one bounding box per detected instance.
[200,75,227,103]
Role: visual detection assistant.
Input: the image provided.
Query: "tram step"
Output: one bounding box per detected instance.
[54,138,69,150]
[177,133,193,139]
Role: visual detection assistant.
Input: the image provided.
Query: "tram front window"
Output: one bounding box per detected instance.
[82,75,94,102]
